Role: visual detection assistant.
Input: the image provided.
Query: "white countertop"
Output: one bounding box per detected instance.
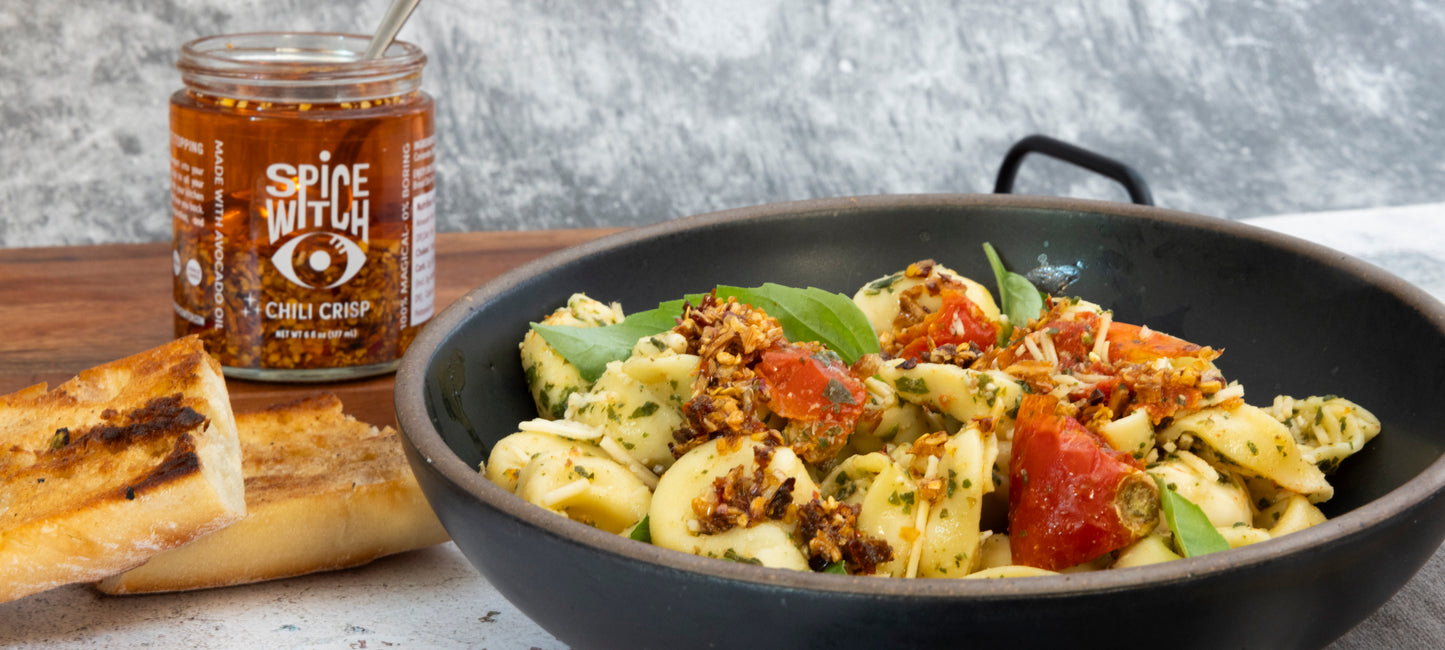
[1243,202,1445,302]
[1,543,558,649]
[3,204,1443,649]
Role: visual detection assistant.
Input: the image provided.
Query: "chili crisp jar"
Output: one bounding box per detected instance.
[170,33,436,381]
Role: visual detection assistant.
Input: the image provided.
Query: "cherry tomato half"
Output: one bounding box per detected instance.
[1008,394,1158,571]
[1105,322,1207,364]
[895,289,1000,362]
[756,343,866,424]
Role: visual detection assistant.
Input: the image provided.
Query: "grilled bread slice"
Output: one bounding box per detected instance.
[0,336,245,603]
[96,393,449,594]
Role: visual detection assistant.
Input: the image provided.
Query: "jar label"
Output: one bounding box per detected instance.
[170,99,436,374]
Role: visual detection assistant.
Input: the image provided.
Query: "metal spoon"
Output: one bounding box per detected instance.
[361,0,423,59]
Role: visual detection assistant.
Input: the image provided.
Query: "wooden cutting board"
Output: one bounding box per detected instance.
[0,228,620,429]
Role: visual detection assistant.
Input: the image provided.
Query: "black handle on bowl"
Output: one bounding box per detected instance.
[993,134,1154,206]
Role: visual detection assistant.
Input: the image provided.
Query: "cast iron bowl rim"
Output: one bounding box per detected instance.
[396,192,1445,599]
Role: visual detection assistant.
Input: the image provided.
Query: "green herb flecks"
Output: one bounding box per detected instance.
[723,548,764,565]
[629,401,661,419]
[823,378,857,405]
[888,490,917,514]
[894,376,929,394]
[861,272,904,295]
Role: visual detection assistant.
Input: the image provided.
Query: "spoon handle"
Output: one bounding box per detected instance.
[362,0,424,59]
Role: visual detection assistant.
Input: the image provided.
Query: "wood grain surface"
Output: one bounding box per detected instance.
[0,228,621,429]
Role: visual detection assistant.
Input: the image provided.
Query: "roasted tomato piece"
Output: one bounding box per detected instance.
[1043,311,1106,369]
[1105,322,1209,364]
[757,343,866,420]
[1008,394,1159,571]
[756,343,867,463]
[895,289,999,362]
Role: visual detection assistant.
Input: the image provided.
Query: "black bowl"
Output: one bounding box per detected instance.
[396,194,1445,649]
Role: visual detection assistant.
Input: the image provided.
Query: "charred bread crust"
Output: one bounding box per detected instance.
[0,336,245,603]
[95,392,449,594]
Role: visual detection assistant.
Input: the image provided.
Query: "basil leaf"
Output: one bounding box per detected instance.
[713,284,880,364]
[823,560,848,574]
[533,284,880,382]
[982,243,1045,333]
[531,301,683,382]
[628,515,652,543]
[1155,478,1231,558]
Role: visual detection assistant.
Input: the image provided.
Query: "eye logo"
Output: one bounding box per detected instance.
[270,232,366,289]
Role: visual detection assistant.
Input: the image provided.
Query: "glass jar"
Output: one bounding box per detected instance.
[169,33,436,381]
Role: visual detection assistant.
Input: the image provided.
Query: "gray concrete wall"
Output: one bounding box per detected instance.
[2,0,1442,246]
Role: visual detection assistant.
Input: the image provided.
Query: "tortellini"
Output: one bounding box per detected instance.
[876,360,1023,428]
[1146,450,1275,549]
[915,426,997,577]
[1147,450,1253,529]
[566,333,697,474]
[1112,534,1183,568]
[1164,404,1333,503]
[1258,493,1327,538]
[825,452,918,576]
[514,447,652,534]
[820,424,997,577]
[1268,395,1381,473]
[849,376,944,453]
[485,430,606,492]
[852,262,1001,335]
[1097,410,1154,462]
[520,293,624,419]
[649,437,818,570]
[486,419,660,534]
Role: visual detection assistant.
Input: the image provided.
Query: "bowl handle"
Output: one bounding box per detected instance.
[993,134,1154,206]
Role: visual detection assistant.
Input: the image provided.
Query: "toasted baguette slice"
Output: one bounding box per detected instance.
[0,336,245,603]
[95,393,449,594]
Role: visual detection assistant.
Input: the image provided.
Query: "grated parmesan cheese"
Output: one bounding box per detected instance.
[1040,331,1059,368]
[520,418,604,441]
[506,445,536,468]
[542,478,590,507]
[599,435,660,489]
[905,454,942,578]
[1176,449,1218,481]
[1199,382,1246,406]
[1022,335,1045,362]
[1093,312,1112,363]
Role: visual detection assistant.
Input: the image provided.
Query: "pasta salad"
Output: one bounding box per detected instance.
[482,252,1380,577]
